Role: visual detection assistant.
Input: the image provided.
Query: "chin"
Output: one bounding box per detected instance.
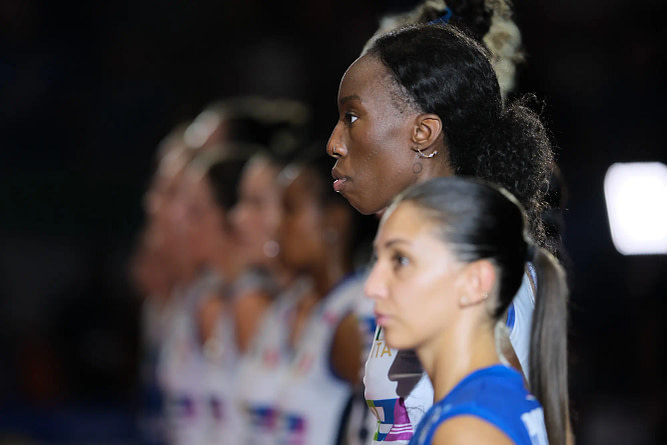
[384,330,414,351]
[348,196,384,216]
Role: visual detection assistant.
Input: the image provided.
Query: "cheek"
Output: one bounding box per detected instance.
[391,275,454,346]
[285,214,322,262]
[241,208,261,236]
[263,203,282,237]
[359,120,413,174]
[364,155,415,212]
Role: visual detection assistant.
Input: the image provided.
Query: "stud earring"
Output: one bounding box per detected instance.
[263,240,280,258]
[416,147,437,159]
[481,292,489,300]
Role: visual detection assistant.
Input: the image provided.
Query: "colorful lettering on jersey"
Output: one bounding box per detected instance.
[281,413,307,445]
[209,396,224,421]
[520,406,548,445]
[295,354,314,375]
[367,398,414,442]
[372,339,394,359]
[171,395,196,419]
[248,405,278,431]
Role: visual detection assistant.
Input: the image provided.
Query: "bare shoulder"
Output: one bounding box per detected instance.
[330,312,362,385]
[432,416,514,445]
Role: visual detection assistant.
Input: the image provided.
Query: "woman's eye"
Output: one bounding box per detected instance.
[345,112,358,124]
[392,253,409,269]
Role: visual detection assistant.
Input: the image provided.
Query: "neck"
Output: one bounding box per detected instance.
[209,239,244,283]
[417,317,500,402]
[264,257,294,289]
[311,254,348,301]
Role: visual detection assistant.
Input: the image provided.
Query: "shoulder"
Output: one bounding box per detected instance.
[432,416,514,445]
[330,312,362,385]
[432,366,544,445]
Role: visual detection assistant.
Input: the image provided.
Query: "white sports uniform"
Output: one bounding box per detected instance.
[157,269,242,445]
[236,277,314,445]
[137,294,172,444]
[362,265,537,445]
[274,273,365,445]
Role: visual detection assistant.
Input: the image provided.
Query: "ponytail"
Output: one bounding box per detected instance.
[469,95,553,250]
[370,26,554,251]
[528,246,572,445]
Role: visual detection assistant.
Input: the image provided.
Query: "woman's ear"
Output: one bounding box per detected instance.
[412,113,443,148]
[459,259,496,308]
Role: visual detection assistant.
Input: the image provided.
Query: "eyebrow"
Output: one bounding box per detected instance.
[339,94,361,106]
[373,238,410,251]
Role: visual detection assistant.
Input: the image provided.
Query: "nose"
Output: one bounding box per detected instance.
[364,261,388,301]
[229,203,245,231]
[326,122,347,159]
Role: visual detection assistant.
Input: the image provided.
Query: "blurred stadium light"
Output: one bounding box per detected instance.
[604,162,667,255]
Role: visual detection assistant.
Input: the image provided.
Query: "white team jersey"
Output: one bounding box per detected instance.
[236,277,313,445]
[342,285,378,445]
[201,308,244,445]
[137,295,173,443]
[508,264,537,377]
[157,270,242,445]
[274,274,365,445]
[362,267,536,445]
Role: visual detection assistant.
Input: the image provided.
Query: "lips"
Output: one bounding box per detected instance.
[333,178,348,193]
[331,167,349,193]
[374,310,390,326]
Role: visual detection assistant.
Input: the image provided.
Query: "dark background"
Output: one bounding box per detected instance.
[1,0,665,443]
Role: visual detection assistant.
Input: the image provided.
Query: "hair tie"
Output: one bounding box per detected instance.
[428,8,454,26]
[525,244,536,263]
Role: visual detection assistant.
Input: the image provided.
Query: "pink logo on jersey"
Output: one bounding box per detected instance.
[322,310,338,326]
[385,398,413,441]
[295,354,314,375]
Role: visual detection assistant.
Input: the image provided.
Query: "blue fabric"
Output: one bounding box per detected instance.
[408,365,547,445]
[506,302,516,329]
[428,8,453,26]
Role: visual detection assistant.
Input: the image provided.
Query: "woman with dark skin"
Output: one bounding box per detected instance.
[235,154,365,445]
[327,24,559,444]
[271,156,365,445]
[360,0,524,98]
[230,151,296,353]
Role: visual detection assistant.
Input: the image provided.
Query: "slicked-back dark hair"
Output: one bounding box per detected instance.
[368,24,553,249]
[395,176,570,445]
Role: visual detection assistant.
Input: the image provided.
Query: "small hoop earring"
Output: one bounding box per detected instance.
[416,148,437,159]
